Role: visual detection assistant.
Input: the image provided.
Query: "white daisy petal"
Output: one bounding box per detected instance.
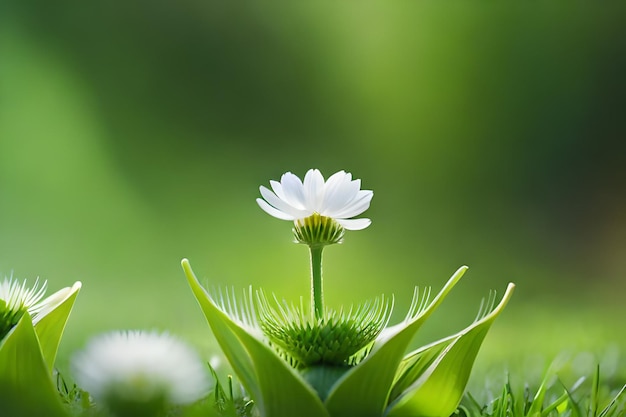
[336,218,372,230]
[271,179,305,211]
[280,172,307,210]
[332,190,373,218]
[322,175,361,216]
[257,169,374,236]
[303,169,325,212]
[259,186,304,218]
[256,198,297,220]
[269,180,287,202]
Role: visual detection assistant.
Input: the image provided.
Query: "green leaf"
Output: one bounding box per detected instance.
[388,333,457,402]
[324,266,469,417]
[182,259,329,417]
[0,313,68,417]
[385,283,515,417]
[34,281,82,373]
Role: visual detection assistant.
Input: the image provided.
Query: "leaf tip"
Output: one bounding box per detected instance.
[181,259,194,276]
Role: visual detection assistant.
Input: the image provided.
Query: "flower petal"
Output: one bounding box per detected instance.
[336,218,371,230]
[269,180,287,202]
[322,173,361,216]
[303,169,325,212]
[257,169,374,229]
[256,198,297,220]
[332,190,373,219]
[260,186,308,219]
[280,173,308,211]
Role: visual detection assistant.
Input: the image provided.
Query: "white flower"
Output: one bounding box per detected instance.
[256,169,373,230]
[0,277,49,337]
[71,330,211,408]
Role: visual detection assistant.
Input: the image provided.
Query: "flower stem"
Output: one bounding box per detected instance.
[309,245,324,320]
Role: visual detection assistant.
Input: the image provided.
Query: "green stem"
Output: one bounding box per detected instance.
[309,245,324,320]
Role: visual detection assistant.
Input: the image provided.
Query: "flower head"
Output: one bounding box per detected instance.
[72,330,211,417]
[0,276,48,339]
[256,169,373,232]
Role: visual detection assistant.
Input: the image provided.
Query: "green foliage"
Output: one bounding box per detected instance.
[165,360,625,417]
[322,267,469,417]
[386,286,514,417]
[206,364,255,417]
[183,259,329,417]
[460,365,625,417]
[0,313,67,417]
[36,282,83,372]
[184,260,516,417]
[0,298,24,339]
[0,282,81,417]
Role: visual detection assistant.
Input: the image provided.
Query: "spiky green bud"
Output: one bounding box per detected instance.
[257,292,391,369]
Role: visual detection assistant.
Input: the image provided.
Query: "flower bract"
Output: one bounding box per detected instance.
[0,276,81,417]
[182,259,515,417]
[0,277,48,339]
[256,169,373,231]
[72,330,211,417]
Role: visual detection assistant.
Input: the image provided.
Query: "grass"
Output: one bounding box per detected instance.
[461,366,625,417]
[56,357,625,417]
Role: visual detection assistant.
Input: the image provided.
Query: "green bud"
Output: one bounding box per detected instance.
[293,214,345,247]
[257,292,391,369]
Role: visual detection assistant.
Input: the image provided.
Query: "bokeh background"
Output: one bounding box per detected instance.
[1,1,625,389]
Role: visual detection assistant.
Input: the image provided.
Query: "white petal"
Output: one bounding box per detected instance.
[280,172,307,210]
[259,186,307,218]
[322,174,361,215]
[333,190,373,218]
[256,198,296,220]
[336,218,371,230]
[303,169,325,211]
[269,180,287,203]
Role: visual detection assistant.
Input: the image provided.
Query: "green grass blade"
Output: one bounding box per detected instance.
[385,283,515,417]
[34,281,82,373]
[324,266,468,417]
[589,364,600,417]
[598,384,625,417]
[0,313,67,417]
[542,377,585,417]
[561,378,587,417]
[182,259,329,417]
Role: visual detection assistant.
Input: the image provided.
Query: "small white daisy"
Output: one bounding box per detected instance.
[72,330,211,413]
[256,169,373,231]
[0,276,48,338]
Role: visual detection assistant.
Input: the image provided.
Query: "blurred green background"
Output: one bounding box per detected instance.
[1,1,624,387]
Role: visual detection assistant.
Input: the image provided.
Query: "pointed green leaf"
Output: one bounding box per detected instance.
[182,259,329,417]
[0,313,68,417]
[389,333,457,402]
[324,266,468,417]
[385,283,515,417]
[34,281,82,373]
